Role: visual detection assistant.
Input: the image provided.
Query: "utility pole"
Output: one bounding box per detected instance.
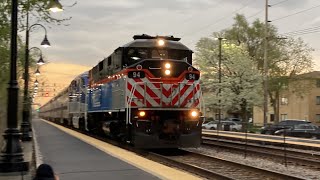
[263,0,269,126]
[218,37,222,129]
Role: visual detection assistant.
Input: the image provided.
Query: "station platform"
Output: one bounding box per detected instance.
[203,129,320,147]
[32,118,200,180]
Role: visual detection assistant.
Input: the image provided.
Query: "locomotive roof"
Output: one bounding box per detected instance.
[121,36,192,51]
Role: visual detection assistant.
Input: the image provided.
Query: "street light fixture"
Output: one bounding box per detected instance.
[30,47,46,66]
[29,47,46,66]
[37,56,45,65]
[35,68,41,76]
[21,22,50,141]
[48,0,63,12]
[34,79,39,85]
[41,35,51,48]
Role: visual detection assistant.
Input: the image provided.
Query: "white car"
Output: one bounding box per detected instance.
[202,121,219,130]
[202,121,242,131]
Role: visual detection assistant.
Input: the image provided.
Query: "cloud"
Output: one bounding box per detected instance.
[26,0,320,68]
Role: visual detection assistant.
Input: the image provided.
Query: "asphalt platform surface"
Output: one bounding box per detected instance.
[33,118,160,180]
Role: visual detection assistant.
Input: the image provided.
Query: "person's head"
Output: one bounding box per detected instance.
[34,164,57,180]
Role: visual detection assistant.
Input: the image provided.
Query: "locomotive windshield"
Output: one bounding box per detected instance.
[125,48,192,66]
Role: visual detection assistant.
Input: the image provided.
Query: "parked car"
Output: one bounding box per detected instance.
[202,121,218,130]
[261,119,311,135]
[274,123,320,139]
[202,121,242,131]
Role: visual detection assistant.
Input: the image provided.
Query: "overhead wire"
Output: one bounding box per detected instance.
[270,0,289,7]
[247,0,289,20]
[282,26,320,36]
[272,3,320,22]
[283,29,320,37]
[181,0,255,38]
[247,9,264,19]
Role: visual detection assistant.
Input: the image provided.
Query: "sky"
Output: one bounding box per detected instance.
[27,0,320,69]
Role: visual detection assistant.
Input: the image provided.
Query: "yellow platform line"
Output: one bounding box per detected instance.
[42,120,202,180]
[203,131,320,148]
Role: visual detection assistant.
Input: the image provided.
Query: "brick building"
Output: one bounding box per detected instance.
[254,71,320,125]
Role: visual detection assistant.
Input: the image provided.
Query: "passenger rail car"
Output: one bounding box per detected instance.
[39,88,69,124]
[39,34,204,148]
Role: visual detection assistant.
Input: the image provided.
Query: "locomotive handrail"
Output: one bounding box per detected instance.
[200,89,206,125]
[126,83,137,125]
[149,77,161,80]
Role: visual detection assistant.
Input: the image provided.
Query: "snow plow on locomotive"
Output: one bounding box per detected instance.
[40,34,204,148]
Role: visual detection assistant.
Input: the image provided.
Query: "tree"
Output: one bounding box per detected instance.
[195,37,263,123]
[221,14,314,123]
[0,0,72,135]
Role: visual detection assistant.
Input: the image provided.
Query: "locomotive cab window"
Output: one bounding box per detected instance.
[127,48,148,64]
[169,50,192,64]
[152,49,168,59]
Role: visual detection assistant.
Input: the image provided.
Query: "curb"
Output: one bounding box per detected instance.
[32,124,43,168]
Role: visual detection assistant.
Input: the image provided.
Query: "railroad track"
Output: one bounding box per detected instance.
[148,149,304,180]
[202,130,320,151]
[202,136,320,171]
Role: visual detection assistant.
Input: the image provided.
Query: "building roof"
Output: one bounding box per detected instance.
[295,71,320,79]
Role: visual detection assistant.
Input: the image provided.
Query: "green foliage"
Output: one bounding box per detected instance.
[196,39,263,120]
[196,14,314,122]
[0,0,72,122]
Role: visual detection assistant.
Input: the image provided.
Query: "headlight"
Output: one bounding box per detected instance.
[164,70,171,75]
[139,111,146,117]
[157,39,165,46]
[191,110,198,118]
[165,63,171,69]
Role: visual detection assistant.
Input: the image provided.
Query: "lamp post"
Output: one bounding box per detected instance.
[20,0,61,141]
[0,0,29,172]
[21,10,50,141]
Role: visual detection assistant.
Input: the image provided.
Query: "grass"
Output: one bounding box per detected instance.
[247,124,263,133]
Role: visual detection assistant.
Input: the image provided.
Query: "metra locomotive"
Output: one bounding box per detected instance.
[39,34,204,148]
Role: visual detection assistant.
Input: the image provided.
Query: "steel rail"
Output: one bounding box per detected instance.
[202,137,320,170]
[150,149,304,180]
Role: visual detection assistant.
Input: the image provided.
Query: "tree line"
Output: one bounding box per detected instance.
[0,0,70,140]
[195,14,313,123]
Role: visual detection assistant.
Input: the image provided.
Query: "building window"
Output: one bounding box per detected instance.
[270,114,274,122]
[317,96,320,105]
[280,114,287,120]
[316,114,320,122]
[317,79,320,87]
[281,97,288,105]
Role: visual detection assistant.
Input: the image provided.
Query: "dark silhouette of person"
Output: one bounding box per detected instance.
[33,164,59,180]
